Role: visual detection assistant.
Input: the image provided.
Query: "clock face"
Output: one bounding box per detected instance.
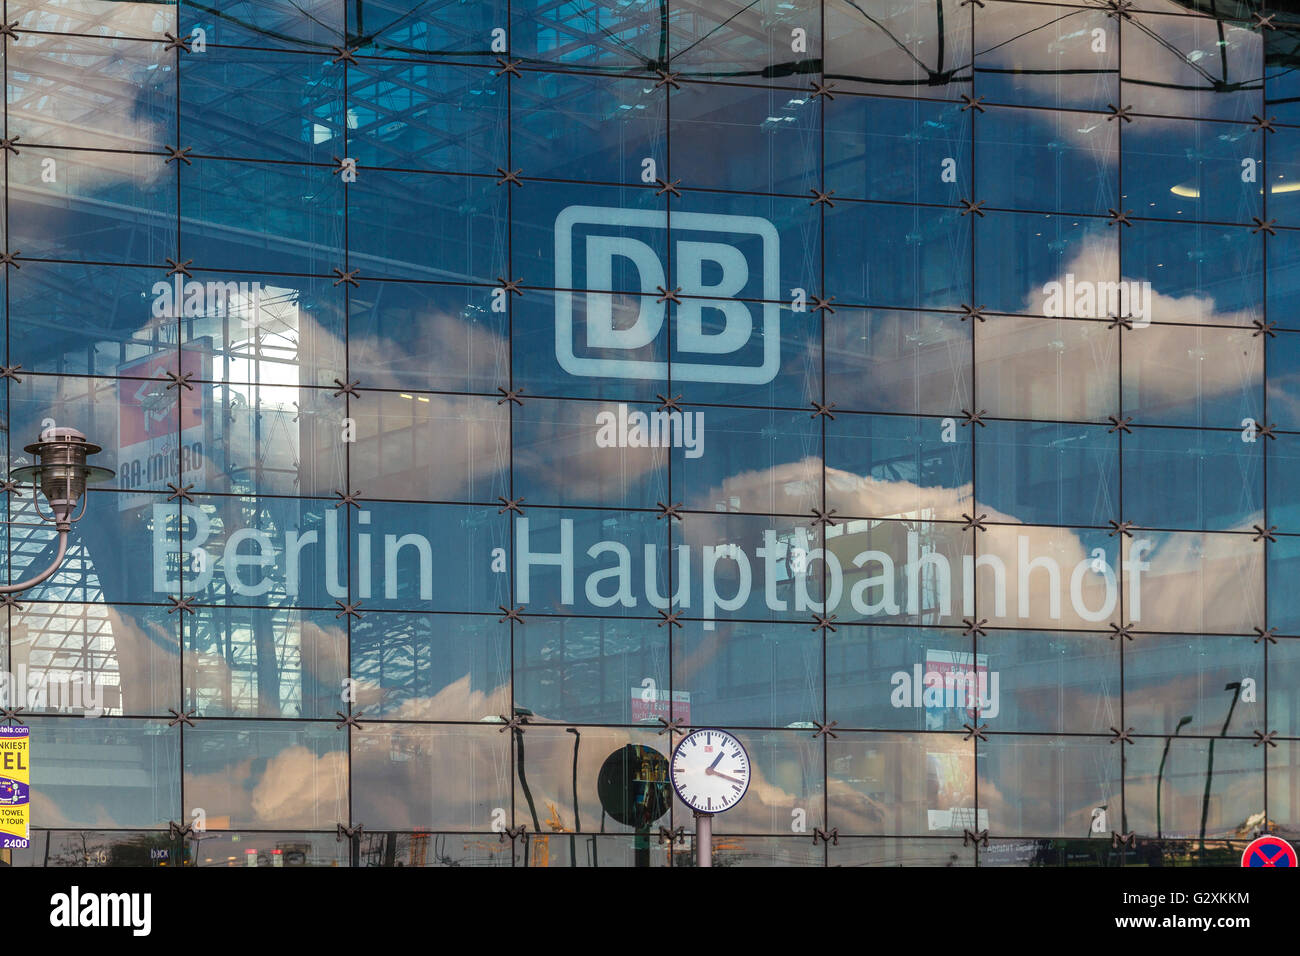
[670,729,751,814]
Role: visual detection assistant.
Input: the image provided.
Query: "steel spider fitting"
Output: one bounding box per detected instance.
[3,427,114,593]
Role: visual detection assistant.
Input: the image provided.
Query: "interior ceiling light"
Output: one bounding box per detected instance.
[1171,181,1300,198]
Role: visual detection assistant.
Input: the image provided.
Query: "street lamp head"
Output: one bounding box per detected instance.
[10,427,114,523]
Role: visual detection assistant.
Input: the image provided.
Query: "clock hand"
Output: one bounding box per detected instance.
[707,752,725,771]
[705,768,744,785]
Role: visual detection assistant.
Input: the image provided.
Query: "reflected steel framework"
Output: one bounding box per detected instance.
[2,0,1300,867]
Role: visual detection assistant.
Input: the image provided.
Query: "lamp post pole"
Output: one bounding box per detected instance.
[1199,682,1243,854]
[696,812,712,868]
[1157,714,1193,841]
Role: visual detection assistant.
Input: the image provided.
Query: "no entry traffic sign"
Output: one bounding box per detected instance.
[1242,835,1297,867]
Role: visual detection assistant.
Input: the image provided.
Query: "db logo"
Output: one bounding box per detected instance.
[554,206,780,385]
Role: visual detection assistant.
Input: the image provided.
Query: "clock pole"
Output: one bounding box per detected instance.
[695,812,713,868]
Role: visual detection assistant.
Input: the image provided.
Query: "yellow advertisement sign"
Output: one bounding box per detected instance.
[0,726,30,849]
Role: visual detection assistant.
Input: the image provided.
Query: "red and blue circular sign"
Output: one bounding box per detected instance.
[1241,835,1297,867]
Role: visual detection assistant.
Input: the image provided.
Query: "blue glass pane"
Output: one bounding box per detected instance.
[1123,118,1258,225]
[826,96,967,205]
[825,203,971,310]
[825,0,970,100]
[11,262,169,374]
[348,169,506,282]
[349,280,507,394]
[349,0,507,60]
[974,2,1117,112]
[1121,324,1261,428]
[976,421,1117,528]
[826,413,972,521]
[513,71,664,184]
[977,107,1116,217]
[182,47,342,165]
[672,83,819,195]
[512,397,669,510]
[677,405,821,516]
[1122,427,1262,532]
[8,34,174,148]
[512,0,661,69]
[10,149,173,264]
[181,159,344,275]
[826,309,970,416]
[350,61,506,173]
[1122,222,1261,327]
[180,0,341,51]
[976,212,1114,316]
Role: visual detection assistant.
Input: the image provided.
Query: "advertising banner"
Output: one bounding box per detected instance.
[630,686,690,724]
[0,725,30,849]
[117,350,209,510]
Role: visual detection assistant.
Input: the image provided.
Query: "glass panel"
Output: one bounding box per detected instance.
[8,34,173,148]
[825,0,971,100]
[512,0,662,70]
[667,730,824,836]
[185,607,346,719]
[183,720,347,830]
[1125,634,1262,737]
[1121,324,1262,428]
[668,0,820,85]
[12,601,178,717]
[1126,531,1263,636]
[513,72,664,185]
[975,315,1118,423]
[1126,737,1263,841]
[180,0,341,50]
[351,723,509,831]
[976,107,1117,217]
[353,612,509,721]
[11,148,172,264]
[1120,13,1261,123]
[350,391,509,503]
[181,47,342,165]
[513,397,668,511]
[180,159,344,276]
[514,616,664,725]
[826,626,980,732]
[976,421,1117,528]
[1122,426,1262,532]
[677,405,820,516]
[826,413,972,522]
[671,83,818,195]
[825,309,970,416]
[976,736,1119,838]
[824,202,970,310]
[828,731,976,836]
[28,717,180,828]
[974,2,1116,112]
[1122,222,1261,327]
[1124,118,1259,225]
[673,620,822,728]
[348,0,507,61]
[17,1,175,37]
[826,97,967,205]
[979,629,1119,735]
[349,280,506,395]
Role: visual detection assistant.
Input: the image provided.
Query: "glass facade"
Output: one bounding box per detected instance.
[1,0,1297,867]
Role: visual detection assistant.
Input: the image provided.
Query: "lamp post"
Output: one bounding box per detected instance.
[565,727,580,867]
[1199,682,1243,854]
[1156,714,1193,841]
[5,428,113,593]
